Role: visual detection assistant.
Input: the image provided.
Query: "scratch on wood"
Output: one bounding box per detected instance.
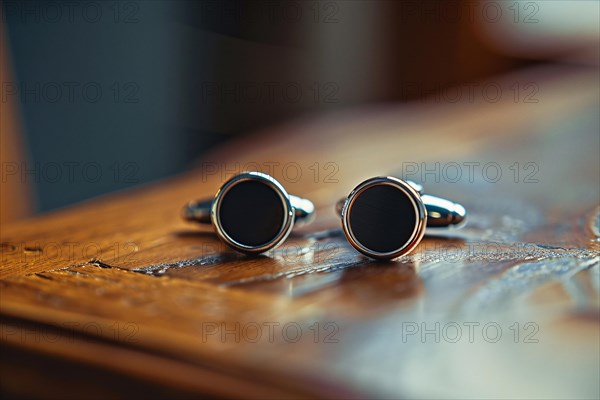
[460,256,599,313]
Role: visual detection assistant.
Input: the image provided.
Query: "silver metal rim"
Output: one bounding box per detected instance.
[341,177,427,260]
[210,171,294,254]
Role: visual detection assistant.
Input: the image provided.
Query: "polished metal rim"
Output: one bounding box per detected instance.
[211,171,294,254]
[341,176,427,260]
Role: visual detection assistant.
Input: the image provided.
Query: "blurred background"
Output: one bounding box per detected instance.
[1,0,599,222]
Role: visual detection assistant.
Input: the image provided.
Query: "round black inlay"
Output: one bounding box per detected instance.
[218,180,286,247]
[348,184,417,254]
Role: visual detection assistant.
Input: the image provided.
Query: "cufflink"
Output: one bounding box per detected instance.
[183,171,315,254]
[336,177,466,260]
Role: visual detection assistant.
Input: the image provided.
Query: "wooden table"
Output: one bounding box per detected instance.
[1,64,599,399]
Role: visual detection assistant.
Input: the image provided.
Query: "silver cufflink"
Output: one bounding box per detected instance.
[337,177,466,260]
[183,171,315,254]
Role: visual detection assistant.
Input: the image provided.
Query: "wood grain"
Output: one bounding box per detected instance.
[1,64,599,399]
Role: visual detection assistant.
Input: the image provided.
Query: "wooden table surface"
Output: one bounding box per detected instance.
[1,64,599,399]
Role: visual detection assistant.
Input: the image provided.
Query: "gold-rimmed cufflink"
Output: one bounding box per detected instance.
[336,177,466,260]
[182,171,315,254]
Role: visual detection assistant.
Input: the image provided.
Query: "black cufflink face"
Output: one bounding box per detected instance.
[183,171,315,255]
[340,177,427,260]
[211,172,295,254]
